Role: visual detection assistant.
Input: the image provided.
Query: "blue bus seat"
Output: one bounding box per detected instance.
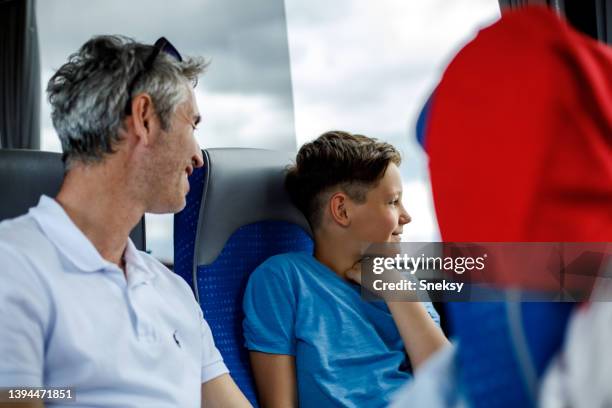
[174,148,313,405]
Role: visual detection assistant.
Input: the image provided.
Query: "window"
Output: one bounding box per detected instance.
[286,0,499,241]
[38,0,499,264]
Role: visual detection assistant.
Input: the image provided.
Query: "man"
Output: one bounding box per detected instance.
[0,36,251,407]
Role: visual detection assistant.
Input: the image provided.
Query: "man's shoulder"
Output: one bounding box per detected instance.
[0,214,55,301]
[0,212,40,237]
[0,213,50,260]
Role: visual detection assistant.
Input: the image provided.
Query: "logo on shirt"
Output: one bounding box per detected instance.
[172,330,181,348]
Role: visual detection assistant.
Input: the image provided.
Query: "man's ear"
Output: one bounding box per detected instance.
[129,93,156,146]
[329,192,351,227]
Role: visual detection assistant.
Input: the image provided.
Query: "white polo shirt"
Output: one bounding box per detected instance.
[0,196,228,407]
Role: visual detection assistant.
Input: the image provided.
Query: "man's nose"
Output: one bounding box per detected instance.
[192,147,204,169]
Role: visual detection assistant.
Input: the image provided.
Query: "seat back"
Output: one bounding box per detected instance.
[174,148,313,405]
[0,149,146,250]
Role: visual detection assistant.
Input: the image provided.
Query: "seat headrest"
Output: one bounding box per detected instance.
[0,149,64,220]
[0,148,146,250]
[194,148,312,266]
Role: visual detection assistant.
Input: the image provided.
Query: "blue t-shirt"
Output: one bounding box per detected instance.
[243,252,440,407]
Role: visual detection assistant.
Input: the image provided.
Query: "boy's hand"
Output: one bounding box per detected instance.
[344,261,363,286]
[344,243,404,286]
[345,260,418,302]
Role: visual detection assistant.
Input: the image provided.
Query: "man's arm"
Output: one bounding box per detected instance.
[0,399,43,408]
[201,374,252,408]
[249,352,297,408]
[0,245,48,400]
[0,390,44,408]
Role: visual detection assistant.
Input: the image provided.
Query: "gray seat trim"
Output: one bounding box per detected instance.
[193,148,312,267]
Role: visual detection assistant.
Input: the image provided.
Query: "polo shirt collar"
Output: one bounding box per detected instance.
[124,236,156,285]
[29,195,145,275]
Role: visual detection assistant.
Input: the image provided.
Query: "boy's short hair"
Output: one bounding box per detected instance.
[286,130,401,230]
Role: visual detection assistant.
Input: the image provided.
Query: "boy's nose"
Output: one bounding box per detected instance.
[400,207,412,225]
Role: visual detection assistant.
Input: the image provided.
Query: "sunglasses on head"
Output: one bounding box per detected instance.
[124,37,183,115]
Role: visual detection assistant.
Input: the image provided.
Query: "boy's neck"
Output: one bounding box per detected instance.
[313,231,362,279]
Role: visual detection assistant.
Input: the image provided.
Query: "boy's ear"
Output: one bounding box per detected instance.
[329,192,351,227]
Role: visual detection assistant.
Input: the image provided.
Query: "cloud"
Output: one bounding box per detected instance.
[38,0,296,151]
[402,180,441,242]
[36,0,500,257]
[194,89,295,151]
[37,0,294,108]
[285,0,500,241]
[286,0,500,148]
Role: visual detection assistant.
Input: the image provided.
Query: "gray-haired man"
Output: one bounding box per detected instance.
[0,36,251,407]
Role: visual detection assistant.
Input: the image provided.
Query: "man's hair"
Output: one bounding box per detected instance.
[47,35,208,168]
[286,130,401,229]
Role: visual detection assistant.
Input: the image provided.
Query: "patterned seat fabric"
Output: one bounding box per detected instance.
[174,149,313,406]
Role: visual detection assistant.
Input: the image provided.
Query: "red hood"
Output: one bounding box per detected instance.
[427,6,612,242]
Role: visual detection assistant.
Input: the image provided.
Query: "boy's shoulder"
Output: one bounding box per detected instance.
[257,251,313,271]
[251,251,315,283]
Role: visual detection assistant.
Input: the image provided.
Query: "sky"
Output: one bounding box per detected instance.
[37,0,500,264]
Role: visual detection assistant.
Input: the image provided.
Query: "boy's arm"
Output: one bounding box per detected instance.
[249,351,298,408]
[345,264,449,371]
[385,301,449,370]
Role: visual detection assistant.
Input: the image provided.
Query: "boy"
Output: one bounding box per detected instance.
[243,131,448,407]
